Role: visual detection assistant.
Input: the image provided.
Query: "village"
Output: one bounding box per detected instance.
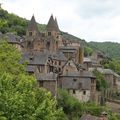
[0,13,120,106]
[0,5,120,118]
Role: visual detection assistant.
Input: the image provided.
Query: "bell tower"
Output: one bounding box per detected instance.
[46,15,61,52]
[26,15,38,50]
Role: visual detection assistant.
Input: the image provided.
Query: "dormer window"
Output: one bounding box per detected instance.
[48,32,51,36]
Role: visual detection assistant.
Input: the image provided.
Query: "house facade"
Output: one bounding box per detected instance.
[59,59,96,102]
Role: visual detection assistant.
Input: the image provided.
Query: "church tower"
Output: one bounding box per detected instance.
[26,15,39,50]
[46,15,61,52]
[46,15,59,37]
[26,15,38,37]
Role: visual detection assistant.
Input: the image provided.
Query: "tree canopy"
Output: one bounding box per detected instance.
[0,40,66,120]
[93,69,108,91]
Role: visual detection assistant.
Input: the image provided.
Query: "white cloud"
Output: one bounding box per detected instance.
[1,0,120,43]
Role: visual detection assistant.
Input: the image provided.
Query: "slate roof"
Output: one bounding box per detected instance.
[26,65,36,72]
[3,33,22,44]
[36,73,57,81]
[22,50,66,65]
[46,15,59,32]
[55,17,59,31]
[60,70,94,90]
[28,15,38,31]
[62,58,85,71]
[52,51,67,61]
[89,67,120,77]
[89,68,113,75]
[22,51,49,65]
[61,70,95,78]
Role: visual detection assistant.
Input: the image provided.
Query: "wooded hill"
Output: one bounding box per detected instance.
[1,8,120,59]
[89,41,120,59]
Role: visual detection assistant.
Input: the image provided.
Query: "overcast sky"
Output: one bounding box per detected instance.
[1,0,120,43]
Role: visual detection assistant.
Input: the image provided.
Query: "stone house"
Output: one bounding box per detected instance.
[59,44,84,64]
[59,59,96,102]
[0,32,23,51]
[36,72,58,96]
[97,68,118,89]
[89,67,120,100]
[83,57,92,70]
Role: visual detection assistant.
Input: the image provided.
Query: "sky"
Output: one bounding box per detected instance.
[1,0,120,43]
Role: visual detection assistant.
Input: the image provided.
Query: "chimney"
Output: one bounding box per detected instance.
[78,47,84,64]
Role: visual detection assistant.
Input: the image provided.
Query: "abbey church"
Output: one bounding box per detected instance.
[1,13,119,103]
[19,14,96,102]
[3,13,116,103]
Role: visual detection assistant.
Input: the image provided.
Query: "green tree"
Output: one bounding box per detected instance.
[0,40,66,120]
[103,59,120,75]
[93,70,108,91]
[84,47,93,57]
[58,89,106,120]
[58,89,84,120]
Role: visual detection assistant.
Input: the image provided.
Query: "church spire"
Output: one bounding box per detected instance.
[46,15,59,32]
[27,15,38,31]
[55,17,59,31]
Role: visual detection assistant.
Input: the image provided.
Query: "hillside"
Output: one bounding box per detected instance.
[0,8,84,43]
[89,41,120,59]
[0,8,46,36]
[1,8,120,59]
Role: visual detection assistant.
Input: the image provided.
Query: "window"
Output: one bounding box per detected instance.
[29,55,34,61]
[39,81,43,87]
[29,32,32,36]
[27,41,34,49]
[46,41,50,50]
[83,90,86,95]
[73,79,77,82]
[73,89,76,94]
[59,68,61,72]
[55,61,57,65]
[50,66,53,72]
[29,57,33,61]
[59,61,61,65]
[48,32,51,36]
